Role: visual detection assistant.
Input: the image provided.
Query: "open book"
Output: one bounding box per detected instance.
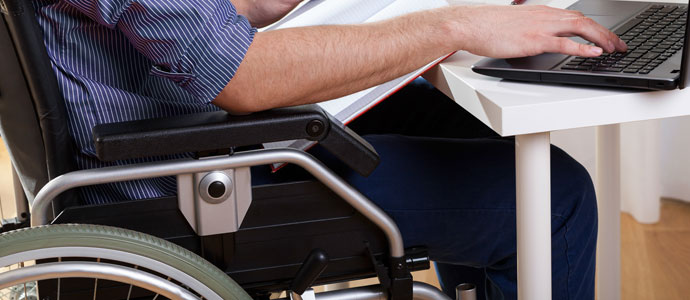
[447,0,562,6]
[263,0,451,169]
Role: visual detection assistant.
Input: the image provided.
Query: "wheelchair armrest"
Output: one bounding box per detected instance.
[92,104,380,176]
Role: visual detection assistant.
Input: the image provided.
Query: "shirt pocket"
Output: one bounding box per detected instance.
[149,65,196,87]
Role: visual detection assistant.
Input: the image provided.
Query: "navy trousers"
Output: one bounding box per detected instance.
[254,79,598,300]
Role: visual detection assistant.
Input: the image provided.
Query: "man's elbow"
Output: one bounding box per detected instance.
[212,83,265,115]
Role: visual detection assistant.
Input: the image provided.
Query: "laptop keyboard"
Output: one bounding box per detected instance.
[561,5,686,75]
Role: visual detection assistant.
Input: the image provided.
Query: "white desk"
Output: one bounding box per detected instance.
[426,1,688,299]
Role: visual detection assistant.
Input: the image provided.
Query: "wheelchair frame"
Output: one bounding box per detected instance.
[30,149,405,258]
[16,148,453,300]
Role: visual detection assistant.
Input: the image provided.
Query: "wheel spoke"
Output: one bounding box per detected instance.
[20,262,27,300]
[92,258,100,300]
[126,265,138,300]
[92,278,98,300]
[126,285,133,300]
[57,257,61,300]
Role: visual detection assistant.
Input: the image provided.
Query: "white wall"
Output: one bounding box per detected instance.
[660,116,690,203]
[552,127,597,179]
[552,117,690,225]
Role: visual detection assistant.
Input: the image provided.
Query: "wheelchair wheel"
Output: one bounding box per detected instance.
[0,224,252,300]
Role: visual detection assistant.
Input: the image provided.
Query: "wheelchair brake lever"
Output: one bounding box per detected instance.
[288,248,330,296]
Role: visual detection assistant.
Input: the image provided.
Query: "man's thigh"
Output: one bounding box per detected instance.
[299,134,594,265]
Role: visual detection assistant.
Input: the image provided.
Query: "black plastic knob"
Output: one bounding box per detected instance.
[208,181,226,198]
[306,120,325,138]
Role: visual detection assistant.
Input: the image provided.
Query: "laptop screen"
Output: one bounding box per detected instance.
[680,1,690,89]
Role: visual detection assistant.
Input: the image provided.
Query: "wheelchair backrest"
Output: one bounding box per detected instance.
[0,0,78,211]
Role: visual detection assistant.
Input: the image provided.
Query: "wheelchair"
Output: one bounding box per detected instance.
[0,1,480,299]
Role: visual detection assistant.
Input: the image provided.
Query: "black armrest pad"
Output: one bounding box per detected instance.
[93,104,380,176]
[93,105,329,162]
[319,115,380,177]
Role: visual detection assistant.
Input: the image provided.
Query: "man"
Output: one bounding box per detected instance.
[33,0,626,299]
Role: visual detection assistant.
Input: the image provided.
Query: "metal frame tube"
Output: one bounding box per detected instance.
[278,283,450,300]
[411,282,453,300]
[11,163,29,222]
[305,285,385,300]
[456,283,477,300]
[30,149,405,258]
[0,261,200,300]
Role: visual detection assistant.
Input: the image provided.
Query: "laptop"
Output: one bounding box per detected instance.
[472,0,690,90]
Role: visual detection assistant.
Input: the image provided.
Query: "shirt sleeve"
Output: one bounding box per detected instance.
[64,0,256,104]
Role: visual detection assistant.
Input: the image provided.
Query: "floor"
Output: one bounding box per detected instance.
[1,138,689,299]
[621,199,690,300]
[0,138,15,220]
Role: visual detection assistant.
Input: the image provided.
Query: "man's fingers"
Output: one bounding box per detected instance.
[560,15,627,53]
[547,37,603,57]
[458,5,628,58]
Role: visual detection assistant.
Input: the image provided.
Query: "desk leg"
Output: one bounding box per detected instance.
[515,132,552,300]
[595,124,621,300]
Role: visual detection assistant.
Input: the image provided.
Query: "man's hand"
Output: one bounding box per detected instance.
[448,5,627,58]
[232,0,303,28]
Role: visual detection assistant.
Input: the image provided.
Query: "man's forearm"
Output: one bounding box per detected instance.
[214,5,627,114]
[214,8,455,113]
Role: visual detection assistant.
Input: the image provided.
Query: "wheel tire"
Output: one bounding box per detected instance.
[0,224,251,300]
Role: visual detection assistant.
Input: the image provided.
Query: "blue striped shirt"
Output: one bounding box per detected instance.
[32,0,256,204]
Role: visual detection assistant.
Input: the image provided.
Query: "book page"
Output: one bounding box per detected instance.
[334,55,451,124]
[317,87,376,115]
[263,0,323,31]
[267,0,450,121]
[366,0,448,22]
[266,0,397,30]
[263,0,454,169]
[447,0,560,6]
[314,0,449,120]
